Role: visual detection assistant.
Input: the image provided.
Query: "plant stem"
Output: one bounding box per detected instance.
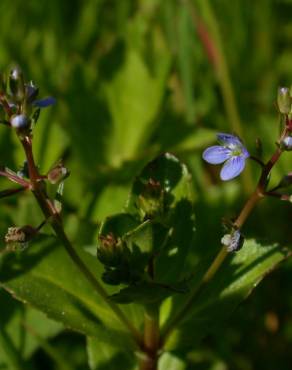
[20,138,143,348]
[139,305,160,370]
[0,327,24,370]
[161,130,286,345]
[0,187,26,199]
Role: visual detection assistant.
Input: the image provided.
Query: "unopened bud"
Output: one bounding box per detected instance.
[277,87,291,114]
[221,229,244,252]
[5,225,37,249]
[9,66,25,101]
[97,233,125,267]
[280,136,292,151]
[10,114,30,129]
[136,178,164,219]
[25,81,39,103]
[47,163,69,184]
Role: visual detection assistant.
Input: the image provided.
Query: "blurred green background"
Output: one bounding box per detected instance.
[0,0,292,369]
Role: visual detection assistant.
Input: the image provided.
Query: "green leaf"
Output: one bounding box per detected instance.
[126,153,196,283]
[99,213,140,239]
[158,352,187,370]
[105,49,169,167]
[109,280,189,305]
[0,289,62,369]
[177,4,196,123]
[164,239,290,350]
[0,236,143,349]
[87,337,135,370]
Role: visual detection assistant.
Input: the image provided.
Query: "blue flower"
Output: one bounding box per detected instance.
[202,133,249,181]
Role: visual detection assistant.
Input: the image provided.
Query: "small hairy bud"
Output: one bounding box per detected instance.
[5,225,37,249]
[221,229,244,252]
[47,163,69,184]
[97,233,125,267]
[277,87,291,114]
[280,136,292,151]
[136,178,165,219]
[10,114,30,129]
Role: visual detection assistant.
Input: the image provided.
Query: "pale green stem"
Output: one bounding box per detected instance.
[0,327,24,370]
[139,305,160,370]
[161,127,287,344]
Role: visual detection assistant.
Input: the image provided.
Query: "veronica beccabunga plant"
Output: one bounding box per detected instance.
[0,68,291,370]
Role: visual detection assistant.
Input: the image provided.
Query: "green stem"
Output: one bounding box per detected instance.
[0,327,24,370]
[20,138,143,348]
[139,305,160,370]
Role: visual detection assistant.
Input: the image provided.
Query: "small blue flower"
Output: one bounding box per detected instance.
[202,133,249,181]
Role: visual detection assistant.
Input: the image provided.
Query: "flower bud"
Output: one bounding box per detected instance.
[8,66,25,101]
[47,163,69,184]
[97,233,125,267]
[277,87,291,114]
[5,225,37,249]
[280,136,292,151]
[221,229,244,252]
[10,114,30,129]
[25,81,39,103]
[136,178,165,219]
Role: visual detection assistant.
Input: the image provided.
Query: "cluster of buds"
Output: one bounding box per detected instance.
[0,67,69,252]
[0,66,55,137]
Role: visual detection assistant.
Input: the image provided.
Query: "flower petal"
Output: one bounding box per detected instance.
[202,146,230,164]
[241,146,250,159]
[220,155,246,181]
[217,133,241,147]
[33,96,56,108]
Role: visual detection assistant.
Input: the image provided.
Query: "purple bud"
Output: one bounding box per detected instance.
[10,114,30,129]
[281,136,292,151]
[25,81,39,102]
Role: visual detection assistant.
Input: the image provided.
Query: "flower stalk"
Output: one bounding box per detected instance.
[161,121,290,346]
[18,136,144,348]
[139,305,160,370]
